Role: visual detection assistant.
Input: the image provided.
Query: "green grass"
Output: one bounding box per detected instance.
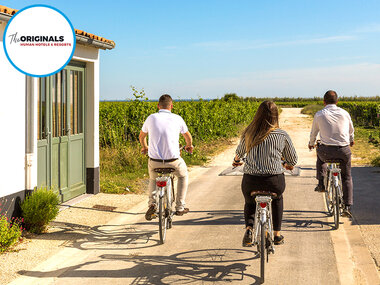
[300,104,323,117]
[352,127,380,166]
[99,137,237,194]
[301,104,380,167]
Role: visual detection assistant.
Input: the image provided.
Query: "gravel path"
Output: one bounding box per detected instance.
[0,193,146,284]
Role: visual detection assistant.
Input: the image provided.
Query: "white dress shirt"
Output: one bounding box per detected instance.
[309,104,354,146]
[142,109,188,160]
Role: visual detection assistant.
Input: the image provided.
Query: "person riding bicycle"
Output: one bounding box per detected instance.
[233,101,298,247]
[308,90,354,217]
[139,94,194,220]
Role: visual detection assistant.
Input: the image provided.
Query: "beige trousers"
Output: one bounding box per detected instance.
[148,157,188,211]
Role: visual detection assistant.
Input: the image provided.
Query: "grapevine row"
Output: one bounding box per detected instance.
[100,100,260,147]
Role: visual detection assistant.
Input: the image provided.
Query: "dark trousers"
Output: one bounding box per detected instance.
[316,144,353,205]
[241,173,285,231]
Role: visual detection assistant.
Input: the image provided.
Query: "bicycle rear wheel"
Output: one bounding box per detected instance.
[333,185,340,230]
[158,195,168,244]
[167,177,175,229]
[324,184,333,216]
[260,223,266,284]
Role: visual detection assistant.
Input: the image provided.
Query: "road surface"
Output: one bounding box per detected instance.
[9,108,380,284]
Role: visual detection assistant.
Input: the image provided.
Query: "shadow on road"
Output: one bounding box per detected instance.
[32,221,162,250]
[351,167,380,225]
[282,210,335,232]
[19,249,262,284]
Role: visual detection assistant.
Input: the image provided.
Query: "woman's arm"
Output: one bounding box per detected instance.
[282,133,298,166]
[233,136,246,166]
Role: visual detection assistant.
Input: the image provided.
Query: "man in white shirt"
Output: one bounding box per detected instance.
[308,90,355,216]
[139,94,193,220]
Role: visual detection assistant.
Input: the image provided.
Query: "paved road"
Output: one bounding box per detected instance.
[12,164,342,285]
[9,108,380,284]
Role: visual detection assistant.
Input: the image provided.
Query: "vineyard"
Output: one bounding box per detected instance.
[100,100,380,147]
[99,97,380,193]
[100,99,260,147]
[277,101,380,127]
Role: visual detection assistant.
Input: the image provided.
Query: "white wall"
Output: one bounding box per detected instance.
[0,21,27,197]
[73,45,100,169]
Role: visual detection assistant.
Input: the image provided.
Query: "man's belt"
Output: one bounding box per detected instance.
[320,144,349,148]
[150,158,179,163]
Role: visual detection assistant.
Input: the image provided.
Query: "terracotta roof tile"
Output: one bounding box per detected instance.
[0,5,17,15]
[0,5,115,48]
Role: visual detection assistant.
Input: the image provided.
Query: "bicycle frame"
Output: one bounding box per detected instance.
[156,176,171,200]
[155,174,175,214]
[324,162,343,229]
[155,173,175,244]
[253,196,274,248]
[326,163,343,202]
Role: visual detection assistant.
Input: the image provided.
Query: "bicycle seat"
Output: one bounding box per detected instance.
[154,168,175,174]
[250,190,278,198]
[324,159,343,164]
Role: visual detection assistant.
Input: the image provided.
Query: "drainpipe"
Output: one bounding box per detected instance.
[25,77,34,191]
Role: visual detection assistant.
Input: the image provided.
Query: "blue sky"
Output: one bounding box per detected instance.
[3,0,380,100]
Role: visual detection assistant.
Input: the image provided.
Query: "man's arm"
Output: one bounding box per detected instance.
[182,131,193,153]
[139,131,148,154]
[348,115,355,147]
[308,115,320,150]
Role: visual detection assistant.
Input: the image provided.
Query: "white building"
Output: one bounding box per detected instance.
[0,5,115,217]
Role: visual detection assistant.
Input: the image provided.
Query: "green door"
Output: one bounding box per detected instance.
[37,63,86,202]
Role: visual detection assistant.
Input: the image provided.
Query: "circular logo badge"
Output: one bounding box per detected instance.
[3,5,76,77]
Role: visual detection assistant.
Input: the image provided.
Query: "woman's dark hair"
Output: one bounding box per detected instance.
[242,100,279,151]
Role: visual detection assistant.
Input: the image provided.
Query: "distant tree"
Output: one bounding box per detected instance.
[222,93,241,101]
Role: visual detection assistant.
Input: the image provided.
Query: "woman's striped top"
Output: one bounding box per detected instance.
[236,129,298,175]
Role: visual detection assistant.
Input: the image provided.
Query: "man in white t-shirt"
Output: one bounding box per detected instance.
[139,94,193,220]
[308,90,355,217]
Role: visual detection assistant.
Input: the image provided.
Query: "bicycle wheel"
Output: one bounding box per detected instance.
[260,223,266,284]
[158,195,168,244]
[332,185,340,230]
[167,177,175,229]
[324,181,333,216]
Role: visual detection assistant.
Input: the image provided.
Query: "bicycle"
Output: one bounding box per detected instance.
[312,141,344,230]
[154,167,176,244]
[152,145,192,244]
[231,158,292,284]
[323,159,344,229]
[250,190,276,284]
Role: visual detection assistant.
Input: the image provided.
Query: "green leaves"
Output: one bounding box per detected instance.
[20,187,60,234]
[338,102,380,127]
[99,99,260,147]
[0,215,22,252]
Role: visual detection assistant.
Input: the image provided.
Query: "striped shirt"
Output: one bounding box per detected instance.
[236,129,298,175]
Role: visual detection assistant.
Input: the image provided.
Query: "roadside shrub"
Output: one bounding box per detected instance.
[0,215,22,252]
[21,187,60,234]
[371,156,380,167]
[301,104,324,117]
